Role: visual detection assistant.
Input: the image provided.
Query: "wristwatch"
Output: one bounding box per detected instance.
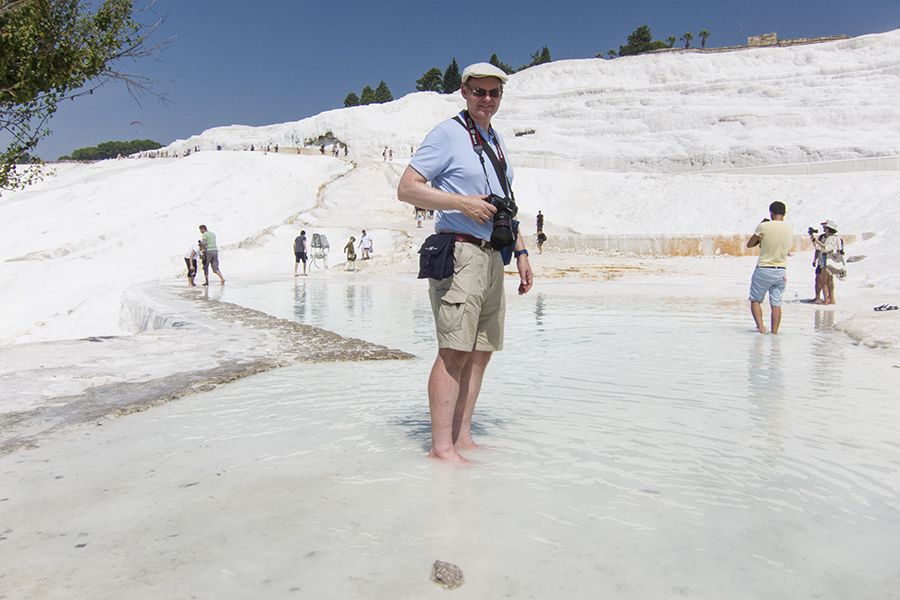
[514,249,529,259]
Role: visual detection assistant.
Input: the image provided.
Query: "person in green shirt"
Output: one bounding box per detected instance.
[199,225,225,285]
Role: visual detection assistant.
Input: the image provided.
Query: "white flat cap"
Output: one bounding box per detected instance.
[461,62,509,84]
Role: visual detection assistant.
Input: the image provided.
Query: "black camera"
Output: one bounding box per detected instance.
[486,193,518,249]
[808,227,819,236]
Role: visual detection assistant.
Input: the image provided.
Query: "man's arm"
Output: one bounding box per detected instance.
[397,166,497,225]
[747,233,761,248]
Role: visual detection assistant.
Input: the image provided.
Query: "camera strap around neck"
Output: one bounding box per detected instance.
[453,111,512,199]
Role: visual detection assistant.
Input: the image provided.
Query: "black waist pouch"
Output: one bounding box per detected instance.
[418,233,456,280]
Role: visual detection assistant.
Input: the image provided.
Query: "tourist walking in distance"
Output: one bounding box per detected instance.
[344,236,357,270]
[294,230,308,277]
[397,62,533,463]
[358,230,373,260]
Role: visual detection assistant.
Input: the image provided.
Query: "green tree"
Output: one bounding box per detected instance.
[618,24,652,56]
[539,46,552,64]
[415,67,442,92]
[343,92,360,107]
[359,85,376,105]
[374,80,392,103]
[442,58,461,94]
[681,32,694,48]
[699,29,711,49]
[607,49,617,59]
[666,35,676,48]
[488,53,514,75]
[518,45,551,71]
[69,138,160,160]
[0,0,168,189]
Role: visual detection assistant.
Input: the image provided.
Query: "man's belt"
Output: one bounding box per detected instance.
[454,233,492,250]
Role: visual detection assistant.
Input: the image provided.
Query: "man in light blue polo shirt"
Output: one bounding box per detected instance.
[398,62,533,464]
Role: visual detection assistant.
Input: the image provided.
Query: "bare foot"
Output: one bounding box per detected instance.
[454,438,482,451]
[428,447,471,465]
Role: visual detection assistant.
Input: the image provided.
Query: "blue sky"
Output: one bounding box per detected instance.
[34,0,899,160]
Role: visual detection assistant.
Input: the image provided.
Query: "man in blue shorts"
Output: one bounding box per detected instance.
[747,201,793,334]
[398,62,533,464]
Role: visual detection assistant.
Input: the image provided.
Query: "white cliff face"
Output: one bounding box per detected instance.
[169,30,900,170]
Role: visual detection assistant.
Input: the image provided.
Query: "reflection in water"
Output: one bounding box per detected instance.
[747,335,786,456]
[814,309,835,332]
[293,280,307,322]
[534,293,545,328]
[811,309,843,395]
[343,283,355,318]
[359,285,373,320]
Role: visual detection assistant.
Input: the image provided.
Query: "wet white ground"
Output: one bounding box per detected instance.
[2,275,899,599]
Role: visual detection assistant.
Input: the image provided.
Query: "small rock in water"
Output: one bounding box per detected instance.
[431,560,464,590]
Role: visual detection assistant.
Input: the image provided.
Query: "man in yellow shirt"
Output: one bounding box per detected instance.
[747,201,793,334]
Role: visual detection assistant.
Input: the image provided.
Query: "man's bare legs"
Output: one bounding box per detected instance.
[752,301,782,334]
[751,301,767,334]
[427,348,493,463]
[452,350,492,450]
[770,305,782,334]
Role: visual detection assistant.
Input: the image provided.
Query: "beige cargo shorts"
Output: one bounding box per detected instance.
[428,241,505,352]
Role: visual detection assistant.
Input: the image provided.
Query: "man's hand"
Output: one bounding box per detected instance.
[517,255,533,295]
[399,166,497,225]
[458,195,497,225]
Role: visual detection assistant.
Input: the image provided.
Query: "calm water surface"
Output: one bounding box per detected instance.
[187,274,900,598]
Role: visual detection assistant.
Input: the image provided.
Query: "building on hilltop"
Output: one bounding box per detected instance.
[748,32,849,48]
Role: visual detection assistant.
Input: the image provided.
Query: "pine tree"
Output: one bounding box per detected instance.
[359,85,376,105]
[442,58,461,94]
[489,54,514,75]
[415,68,443,92]
[538,46,551,64]
[374,81,393,103]
[344,92,360,107]
[618,25,653,56]
[518,46,552,71]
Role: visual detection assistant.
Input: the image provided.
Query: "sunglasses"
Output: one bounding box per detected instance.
[466,82,503,98]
